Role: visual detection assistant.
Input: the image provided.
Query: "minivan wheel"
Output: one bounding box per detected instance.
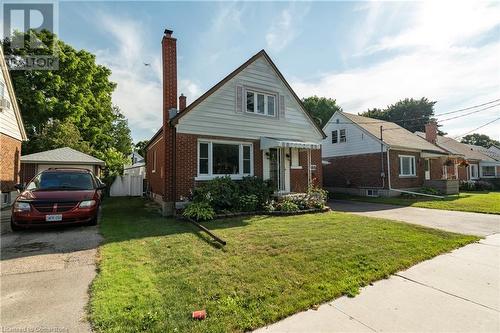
[10,218,22,232]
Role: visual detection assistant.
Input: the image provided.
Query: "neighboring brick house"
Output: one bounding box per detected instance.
[1,46,27,207]
[146,30,325,215]
[416,129,500,181]
[322,111,456,197]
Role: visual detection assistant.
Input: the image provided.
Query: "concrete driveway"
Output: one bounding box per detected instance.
[1,209,102,332]
[331,200,500,236]
[256,234,500,333]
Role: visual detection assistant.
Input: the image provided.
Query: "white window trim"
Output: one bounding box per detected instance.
[480,165,497,178]
[196,139,254,180]
[399,155,416,177]
[469,164,479,180]
[339,129,347,143]
[245,88,277,117]
[331,130,338,144]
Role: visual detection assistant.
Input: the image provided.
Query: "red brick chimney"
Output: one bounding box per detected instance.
[162,29,177,123]
[425,122,438,144]
[179,94,186,111]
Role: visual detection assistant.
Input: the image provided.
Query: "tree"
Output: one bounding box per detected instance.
[360,98,445,134]
[3,30,132,177]
[134,140,149,161]
[302,96,342,127]
[461,134,500,148]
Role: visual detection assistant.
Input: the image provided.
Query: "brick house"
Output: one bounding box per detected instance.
[146,30,325,215]
[322,111,458,197]
[1,46,27,207]
[416,128,500,181]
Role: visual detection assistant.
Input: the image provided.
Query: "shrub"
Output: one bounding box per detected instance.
[459,181,475,191]
[238,176,274,209]
[474,180,494,191]
[237,194,259,212]
[192,176,239,212]
[279,199,300,212]
[419,187,441,195]
[459,180,494,191]
[182,202,215,221]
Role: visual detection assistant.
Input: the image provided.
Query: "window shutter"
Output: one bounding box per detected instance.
[279,94,285,118]
[236,86,243,113]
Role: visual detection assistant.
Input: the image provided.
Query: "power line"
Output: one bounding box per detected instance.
[435,98,500,116]
[328,98,500,125]
[379,103,500,131]
[453,117,500,140]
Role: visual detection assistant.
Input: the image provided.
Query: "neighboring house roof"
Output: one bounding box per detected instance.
[124,162,145,170]
[21,147,105,165]
[147,49,326,148]
[415,132,495,162]
[467,144,500,161]
[0,45,27,141]
[338,111,446,153]
[129,151,145,163]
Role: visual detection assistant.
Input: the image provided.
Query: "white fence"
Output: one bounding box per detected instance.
[110,174,144,197]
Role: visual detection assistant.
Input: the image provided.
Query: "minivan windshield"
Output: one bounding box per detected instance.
[26,172,95,191]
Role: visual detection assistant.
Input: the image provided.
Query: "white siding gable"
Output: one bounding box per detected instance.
[322,112,386,158]
[176,56,323,143]
[0,64,22,140]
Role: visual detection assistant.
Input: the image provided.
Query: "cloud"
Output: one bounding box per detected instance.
[291,1,500,140]
[364,1,500,53]
[265,3,310,52]
[94,14,200,141]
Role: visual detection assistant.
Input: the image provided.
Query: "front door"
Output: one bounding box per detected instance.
[269,148,286,192]
[424,159,430,180]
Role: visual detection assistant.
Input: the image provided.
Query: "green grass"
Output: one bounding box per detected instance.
[335,191,500,215]
[89,198,478,333]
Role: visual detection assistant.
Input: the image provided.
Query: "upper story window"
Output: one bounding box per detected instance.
[331,130,338,144]
[246,90,276,117]
[340,129,347,143]
[399,155,416,177]
[331,129,346,144]
[0,82,5,98]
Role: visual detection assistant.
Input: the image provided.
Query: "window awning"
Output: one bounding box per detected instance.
[260,137,321,150]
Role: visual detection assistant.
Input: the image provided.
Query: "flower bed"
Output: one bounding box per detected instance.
[181,176,329,222]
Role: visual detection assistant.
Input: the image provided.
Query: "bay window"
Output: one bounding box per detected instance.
[198,141,253,179]
[246,89,276,116]
[399,155,416,177]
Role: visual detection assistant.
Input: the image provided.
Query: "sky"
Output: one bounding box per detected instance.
[55,1,500,142]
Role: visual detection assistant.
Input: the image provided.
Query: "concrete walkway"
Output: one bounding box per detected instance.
[1,209,102,332]
[255,234,500,333]
[330,200,500,236]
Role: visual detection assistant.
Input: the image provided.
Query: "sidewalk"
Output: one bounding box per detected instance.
[255,234,500,333]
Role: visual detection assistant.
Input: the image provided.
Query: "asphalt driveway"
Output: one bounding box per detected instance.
[330,199,500,236]
[1,209,102,332]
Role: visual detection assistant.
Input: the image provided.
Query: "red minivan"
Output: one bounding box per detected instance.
[11,168,106,231]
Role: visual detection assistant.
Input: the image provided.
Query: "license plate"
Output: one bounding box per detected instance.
[46,214,63,222]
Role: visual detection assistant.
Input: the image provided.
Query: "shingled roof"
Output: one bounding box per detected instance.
[415,132,496,162]
[21,147,105,165]
[339,112,446,154]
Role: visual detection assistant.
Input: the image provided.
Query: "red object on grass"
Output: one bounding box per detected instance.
[192,310,206,320]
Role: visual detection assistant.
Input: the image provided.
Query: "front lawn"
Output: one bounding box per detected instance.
[90,198,477,333]
[335,191,500,215]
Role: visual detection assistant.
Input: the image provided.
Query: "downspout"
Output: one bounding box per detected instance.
[386,147,444,199]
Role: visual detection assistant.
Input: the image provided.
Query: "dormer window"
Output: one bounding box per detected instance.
[246,89,276,116]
